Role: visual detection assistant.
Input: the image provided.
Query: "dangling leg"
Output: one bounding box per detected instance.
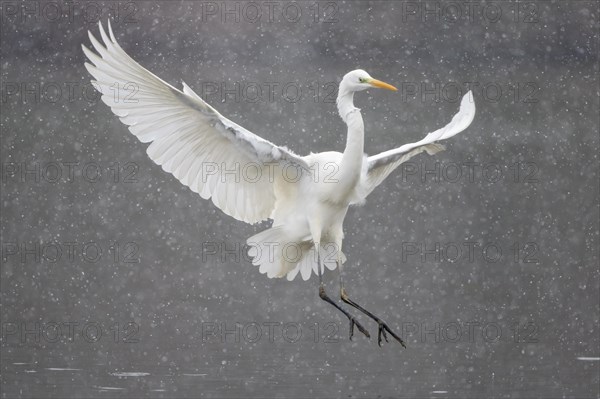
[338,259,406,348]
[315,242,370,340]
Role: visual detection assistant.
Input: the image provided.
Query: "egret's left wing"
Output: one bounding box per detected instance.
[82,21,308,224]
[357,91,475,199]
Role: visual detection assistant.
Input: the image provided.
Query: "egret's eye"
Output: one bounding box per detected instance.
[358,77,366,83]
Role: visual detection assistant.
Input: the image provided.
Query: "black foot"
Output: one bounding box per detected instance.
[319,285,370,340]
[341,288,406,348]
[377,321,406,348]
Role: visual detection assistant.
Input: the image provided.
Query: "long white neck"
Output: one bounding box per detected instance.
[336,86,364,184]
[337,88,356,123]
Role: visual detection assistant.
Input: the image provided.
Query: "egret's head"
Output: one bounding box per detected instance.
[340,69,398,93]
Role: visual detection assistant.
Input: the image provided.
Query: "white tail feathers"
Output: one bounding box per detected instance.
[246,227,345,281]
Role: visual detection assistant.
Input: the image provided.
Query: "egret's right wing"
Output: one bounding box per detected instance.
[83,21,308,224]
[357,91,476,199]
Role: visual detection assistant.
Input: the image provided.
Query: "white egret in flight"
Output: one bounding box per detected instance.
[83,21,476,346]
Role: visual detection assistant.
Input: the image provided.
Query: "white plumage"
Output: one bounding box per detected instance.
[83,21,476,283]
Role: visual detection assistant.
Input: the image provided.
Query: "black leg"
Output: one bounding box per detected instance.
[316,250,369,340]
[337,258,406,348]
[340,288,406,348]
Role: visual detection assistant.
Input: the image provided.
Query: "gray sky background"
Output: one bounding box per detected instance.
[1,1,599,398]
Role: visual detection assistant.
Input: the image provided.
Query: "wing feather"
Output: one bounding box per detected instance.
[357,91,475,199]
[83,21,307,224]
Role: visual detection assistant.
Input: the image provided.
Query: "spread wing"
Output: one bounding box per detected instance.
[356,91,476,199]
[83,21,307,224]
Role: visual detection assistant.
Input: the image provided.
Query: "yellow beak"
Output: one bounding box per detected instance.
[369,78,398,91]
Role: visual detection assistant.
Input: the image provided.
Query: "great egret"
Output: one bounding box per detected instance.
[83,21,476,346]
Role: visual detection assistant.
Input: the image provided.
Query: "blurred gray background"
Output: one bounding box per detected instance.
[1,1,598,398]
